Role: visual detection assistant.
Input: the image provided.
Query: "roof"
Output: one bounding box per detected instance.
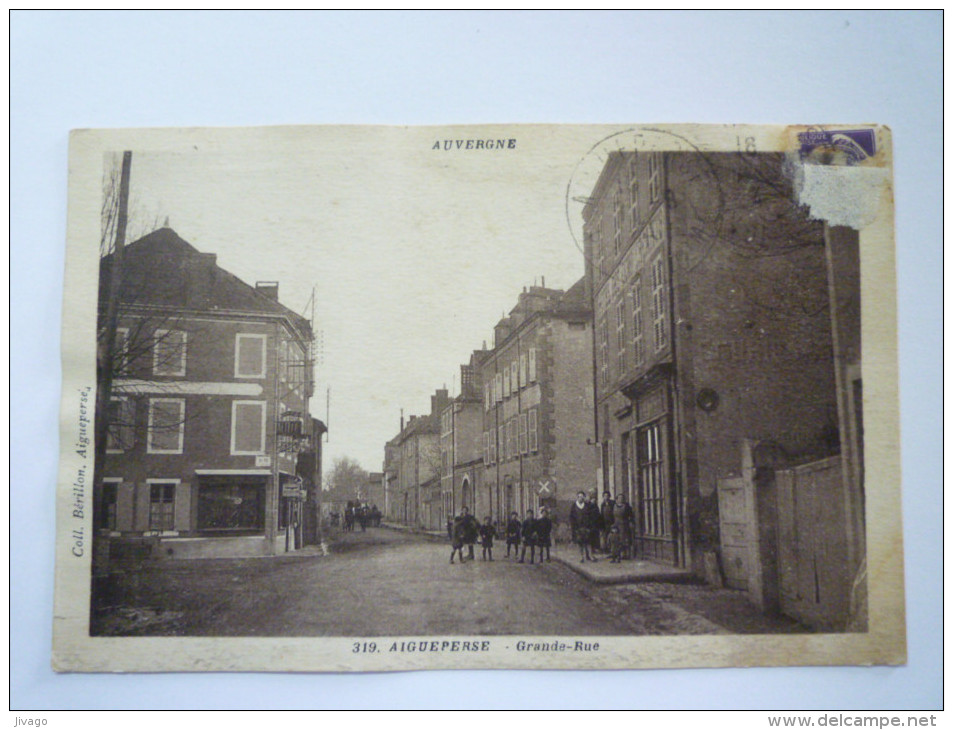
[555,276,588,313]
[100,227,311,338]
[401,413,439,438]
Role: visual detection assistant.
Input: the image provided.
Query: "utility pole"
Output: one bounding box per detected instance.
[92,151,131,581]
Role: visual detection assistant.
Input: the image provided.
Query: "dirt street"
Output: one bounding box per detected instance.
[93,528,807,637]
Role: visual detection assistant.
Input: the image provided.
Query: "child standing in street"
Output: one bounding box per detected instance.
[449,514,466,564]
[505,511,521,558]
[519,509,537,564]
[606,524,623,563]
[535,507,553,563]
[479,517,496,561]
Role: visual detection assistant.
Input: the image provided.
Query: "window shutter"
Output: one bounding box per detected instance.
[154,330,187,377]
[528,348,537,382]
[116,482,135,531]
[114,328,129,374]
[519,354,527,386]
[232,401,266,454]
[236,334,266,378]
[511,361,519,392]
[174,482,191,532]
[121,398,135,450]
[529,410,538,452]
[133,483,151,532]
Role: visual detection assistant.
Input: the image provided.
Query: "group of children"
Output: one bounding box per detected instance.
[448,506,553,565]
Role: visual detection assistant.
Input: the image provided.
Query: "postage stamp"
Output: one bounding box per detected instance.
[796,127,879,166]
[52,123,903,672]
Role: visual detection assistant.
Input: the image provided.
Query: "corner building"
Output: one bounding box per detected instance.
[97,228,319,559]
[584,151,839,576]
[478,282,597,529]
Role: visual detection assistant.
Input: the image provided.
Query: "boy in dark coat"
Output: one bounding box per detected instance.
[535,507,553,563]
[600,491,615,551]
[586,491,603,554]
[518,509,537,564]
[505,511,521,558]
[449,514,466,564]
[479,516,496,561]
[461,506,478,561]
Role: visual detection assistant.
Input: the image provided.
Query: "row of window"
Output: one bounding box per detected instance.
[593,152,664,270]
[483,348,538,410]
[106,397,267,455]
[597,256,668,386]
[100,481,266,533]
[482,409,539,465]
[115,329,271,379]
[100,479,177,532]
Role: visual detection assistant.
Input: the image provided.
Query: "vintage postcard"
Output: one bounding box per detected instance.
[53,123,904,672]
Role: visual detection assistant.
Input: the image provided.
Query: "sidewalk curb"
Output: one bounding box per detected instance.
[552,555,698,586]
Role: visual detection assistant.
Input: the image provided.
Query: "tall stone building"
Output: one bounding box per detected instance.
[439,354,488,524]
[477,280,598,528]
[583,150,840,580]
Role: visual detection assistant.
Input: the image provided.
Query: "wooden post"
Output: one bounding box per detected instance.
[92,151,131,577]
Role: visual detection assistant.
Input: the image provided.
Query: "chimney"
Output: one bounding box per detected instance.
[400,408,404,433]
[256,281,279,301]
[431,388,450,416]
[541,275,545,288]
[494,318,512,347]
[185,252,217,308]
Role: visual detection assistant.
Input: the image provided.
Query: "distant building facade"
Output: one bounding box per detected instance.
[362,471,385,511]
[583,151,839,580]
[97,228,319,559]
[383,389,450,529]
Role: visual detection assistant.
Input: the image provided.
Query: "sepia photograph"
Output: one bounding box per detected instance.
[52,123,902,672]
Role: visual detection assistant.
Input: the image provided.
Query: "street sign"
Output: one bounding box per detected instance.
[281,483,304,498]
[255,455,272,467]
[538,479,553,495]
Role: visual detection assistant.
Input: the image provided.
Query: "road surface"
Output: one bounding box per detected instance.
[95,528,807,637]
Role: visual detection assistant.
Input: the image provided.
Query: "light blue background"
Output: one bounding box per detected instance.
[11,10,941,710]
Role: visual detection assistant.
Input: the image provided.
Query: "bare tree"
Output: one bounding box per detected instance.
[325,457,369,502]
[100,152,163,258]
